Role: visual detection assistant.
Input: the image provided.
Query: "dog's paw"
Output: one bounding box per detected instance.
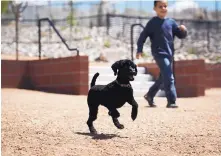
[89,126,98,134]
[116,124,124,129]
[131,114,137,121]
[131,107,138,121]
[113,118,124,129]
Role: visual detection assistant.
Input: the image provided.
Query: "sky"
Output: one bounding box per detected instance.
[120,1,220,11]
[21,0,221,12]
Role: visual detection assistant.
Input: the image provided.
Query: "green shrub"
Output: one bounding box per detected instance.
[67,13,76,26]
[61,26,67,31]
[104,40,111,48]
[84,36,91,40]
[187,47,197,54]
[141,52,150,58]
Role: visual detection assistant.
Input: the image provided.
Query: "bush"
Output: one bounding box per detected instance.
[187,47,197,54]
[67,13,76,26]
[141,52,150,59]
[104,40,111,48]
[84,36,91,40]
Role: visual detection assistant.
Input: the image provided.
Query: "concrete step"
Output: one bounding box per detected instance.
[89,66,146,74]
[89,73,154,82]
[91,80,155,90]
[133,89,166,97]
[89,66,166,98]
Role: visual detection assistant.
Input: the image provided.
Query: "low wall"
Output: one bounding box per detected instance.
[1,60,29,88]
[205,64,221,88]
[138,60,206,97]
[1,56,89,95]
[175,60,205,97]
[2,57,220,97]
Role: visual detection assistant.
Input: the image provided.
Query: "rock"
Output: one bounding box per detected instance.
[94,52,108,62]
[1,25,220,63]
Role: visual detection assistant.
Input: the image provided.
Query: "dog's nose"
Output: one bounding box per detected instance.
[131,68,135,72]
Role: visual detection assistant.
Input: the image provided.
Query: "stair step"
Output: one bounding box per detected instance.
[89,73,154,81]
[88,65,165,98]
[90,81,155,89]
[134,89,165,97]
[89,66,146,74]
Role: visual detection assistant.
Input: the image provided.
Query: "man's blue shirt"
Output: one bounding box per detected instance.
[137,16,187,58]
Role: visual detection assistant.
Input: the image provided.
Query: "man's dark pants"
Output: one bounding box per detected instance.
[147,56,177,104]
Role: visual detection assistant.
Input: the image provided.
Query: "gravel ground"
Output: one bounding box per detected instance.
[1,88,221,156]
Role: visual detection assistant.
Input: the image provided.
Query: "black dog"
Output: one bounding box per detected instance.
[87,59,139,134]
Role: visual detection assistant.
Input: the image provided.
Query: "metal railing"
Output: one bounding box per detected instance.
[130,23,145,61]
[38,18,79,60]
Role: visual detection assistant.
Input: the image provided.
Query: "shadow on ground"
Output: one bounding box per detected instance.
[75,132,129,140]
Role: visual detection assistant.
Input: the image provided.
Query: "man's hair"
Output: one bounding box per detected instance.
[154,1,158,7]
[154,0,167,7]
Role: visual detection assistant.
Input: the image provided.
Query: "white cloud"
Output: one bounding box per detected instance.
[168,0,199,12]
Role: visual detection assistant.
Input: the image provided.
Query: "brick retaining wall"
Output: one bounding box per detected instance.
[1,56,88,95]
[205,64,221,88]
[2,58,220,97]
[1,60,28,88]
[138,59,220,97]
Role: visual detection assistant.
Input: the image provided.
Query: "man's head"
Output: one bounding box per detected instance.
[154,0,168,19]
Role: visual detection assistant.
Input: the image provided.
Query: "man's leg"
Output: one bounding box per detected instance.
[147,73,163,97]
[155,57,177,108]
[144,74,162,107]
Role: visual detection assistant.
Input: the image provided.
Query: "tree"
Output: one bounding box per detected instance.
[1,1,10,13]
[11,1,28,60]
[67,0,76,27]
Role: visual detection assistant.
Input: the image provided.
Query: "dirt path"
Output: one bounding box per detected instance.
[1,88,221,156]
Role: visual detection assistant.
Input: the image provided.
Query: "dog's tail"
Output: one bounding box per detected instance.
[91,72,99,87]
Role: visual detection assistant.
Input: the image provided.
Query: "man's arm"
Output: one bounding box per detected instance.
[137,21,151,54]
[173,20,187,39]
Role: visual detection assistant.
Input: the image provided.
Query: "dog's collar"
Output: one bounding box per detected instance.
[115,80,131,87]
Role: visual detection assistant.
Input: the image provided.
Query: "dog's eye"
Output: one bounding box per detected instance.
[129,66,134,70]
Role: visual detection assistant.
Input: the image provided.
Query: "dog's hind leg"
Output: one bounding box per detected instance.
[87,103,99,134]
[108,109,124,129]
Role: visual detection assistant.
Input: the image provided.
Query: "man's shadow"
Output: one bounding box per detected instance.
[75,132,128,140]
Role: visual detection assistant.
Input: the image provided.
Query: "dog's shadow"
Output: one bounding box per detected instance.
[75,132,128,140]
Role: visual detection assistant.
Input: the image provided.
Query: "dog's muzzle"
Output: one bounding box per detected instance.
[128,74,134,81]
[128,68,137,80]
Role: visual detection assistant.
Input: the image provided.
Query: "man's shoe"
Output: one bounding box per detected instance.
[166,103,178,108]
[144,94,157,107]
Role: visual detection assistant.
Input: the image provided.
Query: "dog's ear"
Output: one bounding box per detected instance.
[131,61,138,76]
[111,60,120,76]
[134,64,138,76]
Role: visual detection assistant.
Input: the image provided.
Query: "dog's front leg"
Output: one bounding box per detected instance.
[128,97,138,121]
[108,108,124,129]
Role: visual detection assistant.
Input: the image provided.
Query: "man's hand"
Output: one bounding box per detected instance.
[136,53,142,59]
[178,25,187,32]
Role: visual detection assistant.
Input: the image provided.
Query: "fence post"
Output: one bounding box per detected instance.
[215,1,219,53]
[130,24,134,61]
[38,19,41,60]
[106,13,110,35]
[70,0,73,44]
[207,21,211,52]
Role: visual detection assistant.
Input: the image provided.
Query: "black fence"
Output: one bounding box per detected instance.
[1,13,221,60]
[107,14,220,51]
